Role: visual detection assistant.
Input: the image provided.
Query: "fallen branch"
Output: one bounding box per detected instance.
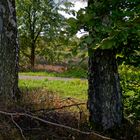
[33,102,86,113]
[0,110,113,140]
[11,115,26,140]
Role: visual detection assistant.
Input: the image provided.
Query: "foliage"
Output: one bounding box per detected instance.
[61,67,87,78]
[119,65,140,121]
[20,66,87,78]
[16,0,69,67]
[36,36,80,64]
[67,0,140,65]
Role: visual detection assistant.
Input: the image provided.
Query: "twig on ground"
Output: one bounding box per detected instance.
[11,115,26,140]
[0,110,113,140]
[32,102,86,113]
[66,98,85,127]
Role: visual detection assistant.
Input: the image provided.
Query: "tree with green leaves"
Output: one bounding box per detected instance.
[86,0,140,130]
[68,0,140,130]
[36,35,78,64]
[16,0,66,69]
[0,0,19,103]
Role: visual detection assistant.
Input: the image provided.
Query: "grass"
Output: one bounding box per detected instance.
[2,65,139,140]
[20,71,57,77]
[19,79,88,100]
[19,67,87,78]
[19,65,140,121]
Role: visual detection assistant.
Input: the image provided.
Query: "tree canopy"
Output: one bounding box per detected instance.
[16,0,69,68]
[68,0,140,65]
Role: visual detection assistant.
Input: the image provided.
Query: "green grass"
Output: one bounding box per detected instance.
[19,65,140,121]
[19,68,87,78]
[19,79,88,100]
[20,71,57,77]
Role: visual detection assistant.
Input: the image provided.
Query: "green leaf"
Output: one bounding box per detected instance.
[67,17,77,28]
[72,48,78,56]
[85,36,93,44]
[98,37,116,49]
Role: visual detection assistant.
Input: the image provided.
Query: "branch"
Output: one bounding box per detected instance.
[0,110,113,140]
[34,25,43,44]
[32,102,86,113]
[11,115,26,140]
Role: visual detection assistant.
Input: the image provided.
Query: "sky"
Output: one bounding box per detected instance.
[70,1,88,37]
[54,0,88,37]
[58,0,87,18]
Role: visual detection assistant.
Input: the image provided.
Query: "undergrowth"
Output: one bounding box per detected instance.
[1,64,138,139]
[119,65,140,122]
[20,65,140,122]
[0,92,89,140]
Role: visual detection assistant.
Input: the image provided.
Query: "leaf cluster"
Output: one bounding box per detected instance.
[16,0,72,64]
[67,0,140,64]
[120,65,140,121]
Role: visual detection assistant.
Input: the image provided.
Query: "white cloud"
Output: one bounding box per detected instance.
[55,0,88,38]
[72,1,87,11]
[57,0,87,18]
[76,29,88,38]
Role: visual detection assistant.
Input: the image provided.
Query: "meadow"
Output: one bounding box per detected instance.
[19,79,88,100]
[19,65,140,121]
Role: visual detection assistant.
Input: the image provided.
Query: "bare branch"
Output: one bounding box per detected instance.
[11,115,26,140]
[32,102,86,113]
[0,110,113,140]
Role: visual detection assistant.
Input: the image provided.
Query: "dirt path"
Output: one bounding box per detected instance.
[19,75,86,81]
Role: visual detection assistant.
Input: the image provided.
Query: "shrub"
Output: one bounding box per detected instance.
[119,65,140,122]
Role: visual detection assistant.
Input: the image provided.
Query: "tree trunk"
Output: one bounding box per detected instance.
[0,0,19,103]
[30,43,35,69]
[88,49,123,130]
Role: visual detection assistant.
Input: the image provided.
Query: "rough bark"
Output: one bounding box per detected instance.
[88,49,123,130]
[0,0,19,103]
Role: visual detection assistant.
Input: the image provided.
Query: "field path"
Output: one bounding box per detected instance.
[19,75,86,81]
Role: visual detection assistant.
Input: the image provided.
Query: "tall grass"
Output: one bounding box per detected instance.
[19,79,88,100]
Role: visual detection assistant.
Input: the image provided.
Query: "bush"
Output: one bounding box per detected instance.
[119,65,140,122]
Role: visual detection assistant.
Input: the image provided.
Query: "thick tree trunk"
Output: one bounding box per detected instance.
[88,49,123,130]
[30,43,35,69]
[0,0,19,103]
